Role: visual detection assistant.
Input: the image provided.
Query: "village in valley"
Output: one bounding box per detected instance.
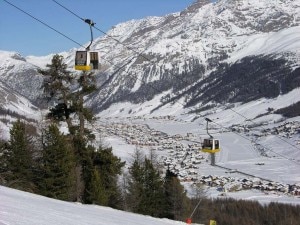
[94,116,300,198]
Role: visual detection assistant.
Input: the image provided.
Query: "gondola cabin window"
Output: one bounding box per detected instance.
[90,52,99,69]
[75,51,91,71]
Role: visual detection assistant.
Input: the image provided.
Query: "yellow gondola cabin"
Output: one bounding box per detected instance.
[75,51,99,71]
[201,138,220,153]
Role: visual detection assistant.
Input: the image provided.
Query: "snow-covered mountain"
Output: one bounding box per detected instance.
[0,78,40,140]
[84,0,300,114]
[0,50,44,103]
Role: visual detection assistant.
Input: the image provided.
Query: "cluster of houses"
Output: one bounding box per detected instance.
[99,120,198,147]
[96,119,300,197]
[266,121,300,139]
[194,175,300,196]
[231,121,300,142]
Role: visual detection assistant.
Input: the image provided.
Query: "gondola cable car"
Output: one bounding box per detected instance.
[201,118,220,153]
[75,19,99,71]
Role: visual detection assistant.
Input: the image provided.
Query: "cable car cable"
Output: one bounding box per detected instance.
[50,0,155,66]
[189,198,202,222]
[2,0,85,49]
[51,0,85,22]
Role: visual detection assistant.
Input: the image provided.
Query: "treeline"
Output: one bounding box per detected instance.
[275,101,300,118]
[191,198,300,225]
[185,55,300,108]
[0,108,37,124]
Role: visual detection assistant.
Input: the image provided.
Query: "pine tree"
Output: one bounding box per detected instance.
[38,124,76,201]
[39,55,124,207]
[92,146,125,208]
[126,149,146,212]
[39,54,74,129]
[0,139,9,185]
[140,158,166,217]
[73,136,95,203]
[164,169,191,220]
[86,167,109,205]
[126,151,165,217]
[71,71,96,138]
[6,120,35,191]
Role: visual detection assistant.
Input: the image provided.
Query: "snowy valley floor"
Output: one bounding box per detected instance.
[96,116,300,205]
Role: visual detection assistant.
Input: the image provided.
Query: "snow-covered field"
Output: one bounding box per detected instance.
[0,186,188,225]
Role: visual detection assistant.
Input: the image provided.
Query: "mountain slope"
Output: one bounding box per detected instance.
[0,80,39,140]
[0,185,186,225]
[85,0,300,113]
[0,50,44,103]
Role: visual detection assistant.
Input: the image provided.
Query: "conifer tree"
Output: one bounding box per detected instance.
[92,146,125,208]
[39,54,74,129]
[39,55,94,202]
[164,169,191,220]
[79,143,97,204]
[38,124,76,201]
[73,72,96,137]
[139,158,165,217]
[6,120,35,191]
[88,168,106,205]
[126,149,145,212]
[0,139,9,185]
[126,151,165,217]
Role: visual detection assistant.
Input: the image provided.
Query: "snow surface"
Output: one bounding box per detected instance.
[228,26,300,63]
[0,51,35,73]
[0,186,188,225]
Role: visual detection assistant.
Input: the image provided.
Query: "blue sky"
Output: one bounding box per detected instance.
[1,0,196,56]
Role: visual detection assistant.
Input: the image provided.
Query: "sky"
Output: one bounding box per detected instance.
[0,0,195,56]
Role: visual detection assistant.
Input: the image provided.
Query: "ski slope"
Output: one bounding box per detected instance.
[0,186,187,225]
